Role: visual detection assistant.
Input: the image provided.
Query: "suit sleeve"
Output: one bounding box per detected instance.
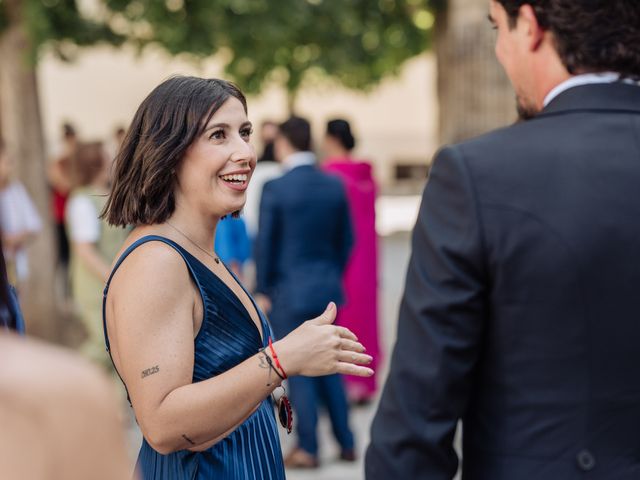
[255,181,280,297]
[365,146,487,479]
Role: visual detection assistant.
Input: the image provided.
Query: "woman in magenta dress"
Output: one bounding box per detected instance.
[322,119,380,404]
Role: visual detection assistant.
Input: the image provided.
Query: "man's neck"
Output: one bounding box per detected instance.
[530,44,572,111]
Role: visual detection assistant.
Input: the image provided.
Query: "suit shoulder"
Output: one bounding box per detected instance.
[262,175,284,193]
[322,170,347,188]
[441,115,566,174]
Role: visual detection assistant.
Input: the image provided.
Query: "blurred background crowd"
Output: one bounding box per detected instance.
[0,0,518,478]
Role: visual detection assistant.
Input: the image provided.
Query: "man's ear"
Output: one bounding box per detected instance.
[519,4,545,51]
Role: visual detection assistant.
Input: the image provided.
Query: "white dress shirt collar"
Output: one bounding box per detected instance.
[543,72,637,107]
[282,151,316,172]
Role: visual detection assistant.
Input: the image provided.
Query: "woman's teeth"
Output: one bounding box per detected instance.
[220,173,248,184]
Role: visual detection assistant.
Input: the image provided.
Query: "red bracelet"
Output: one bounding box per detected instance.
[268,337,288,379]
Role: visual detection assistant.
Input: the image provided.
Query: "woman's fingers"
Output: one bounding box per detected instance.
[340,339,366,353]
[338,351,373,365]
[335,362,374,377]
[335,326,357,341]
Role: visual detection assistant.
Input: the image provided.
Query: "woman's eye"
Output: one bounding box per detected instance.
[210,130,225,140]
[240,127,253,139]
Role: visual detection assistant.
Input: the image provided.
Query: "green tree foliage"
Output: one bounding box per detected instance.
[2,0,434,97]
[0,0,123,61]
[103,0,434,98]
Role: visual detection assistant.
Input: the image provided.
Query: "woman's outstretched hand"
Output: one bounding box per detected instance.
[274,302,374,378]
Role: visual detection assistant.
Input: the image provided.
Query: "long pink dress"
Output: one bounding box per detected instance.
[323,157,380,402]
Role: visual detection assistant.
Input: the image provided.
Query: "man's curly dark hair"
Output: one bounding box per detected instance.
[496,0,640,78]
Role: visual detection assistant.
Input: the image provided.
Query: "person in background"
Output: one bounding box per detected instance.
[0,233,25,333]
[322,118,380,405]
[0,242,133,479]
[0,141,42,292]
[48,122,78,300]
[106,125,127,165]
[214,216,251,282]
[66,142,127,368]
[243,120,282,241]
[255,116,357,468]
[258,120,279,163]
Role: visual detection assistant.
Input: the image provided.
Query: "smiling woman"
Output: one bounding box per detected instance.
[100,76,374,480]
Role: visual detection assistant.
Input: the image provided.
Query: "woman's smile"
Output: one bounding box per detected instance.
[218,168,251,192]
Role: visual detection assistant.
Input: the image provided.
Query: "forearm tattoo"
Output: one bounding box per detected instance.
[258,351,274,387]
[258,349,285,387]
[141,365,160,379]
[182,434,196,445]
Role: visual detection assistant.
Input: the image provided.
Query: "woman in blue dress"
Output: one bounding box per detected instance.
[101,76,374,479]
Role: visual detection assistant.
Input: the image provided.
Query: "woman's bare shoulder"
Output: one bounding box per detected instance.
[106,228,196,338]
[108,228,193,298]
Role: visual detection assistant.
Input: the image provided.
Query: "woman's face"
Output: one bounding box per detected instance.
[174,97,256,219]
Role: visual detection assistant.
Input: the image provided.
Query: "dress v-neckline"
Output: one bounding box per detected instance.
[179,246,266,346]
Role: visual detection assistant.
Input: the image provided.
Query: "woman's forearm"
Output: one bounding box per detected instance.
[187,403,261,452]
[140,349,281,454]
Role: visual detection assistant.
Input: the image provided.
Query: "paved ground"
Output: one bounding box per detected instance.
[125,231,420,479]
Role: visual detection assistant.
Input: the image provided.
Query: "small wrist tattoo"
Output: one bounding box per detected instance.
[258,351,270,370]
[141,365,160,379]
[258,350,274,387]
[182,434,196,445]
[258,351,271,387]
[258,348,284,387]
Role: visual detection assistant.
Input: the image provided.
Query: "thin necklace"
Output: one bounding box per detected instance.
[165,220,220,264]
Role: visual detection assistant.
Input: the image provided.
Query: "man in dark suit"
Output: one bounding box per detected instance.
[366,1,640,479]
[255,116,355,468]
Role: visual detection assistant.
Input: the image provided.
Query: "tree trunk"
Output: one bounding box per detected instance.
[286,89,297,116]
[0,0,63,341]
[435,0,516,145]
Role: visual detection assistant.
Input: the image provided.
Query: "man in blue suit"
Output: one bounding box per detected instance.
[367,1,640,479]
[255,116,355,468]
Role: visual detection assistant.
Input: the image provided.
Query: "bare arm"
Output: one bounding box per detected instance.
[2,231,36,255]
[107,242,374,455]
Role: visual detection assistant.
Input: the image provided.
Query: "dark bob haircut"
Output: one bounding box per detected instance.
[326,119,356,151]
[103,76,247,227]
[496,0,640,78]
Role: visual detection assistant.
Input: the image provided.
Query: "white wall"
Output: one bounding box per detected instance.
[38,46,437,188]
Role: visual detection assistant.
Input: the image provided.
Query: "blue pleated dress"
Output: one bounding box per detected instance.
[102,235,286,480]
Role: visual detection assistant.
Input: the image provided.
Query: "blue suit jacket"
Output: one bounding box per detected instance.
[366,83,640,479]
[255,164,353,320]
